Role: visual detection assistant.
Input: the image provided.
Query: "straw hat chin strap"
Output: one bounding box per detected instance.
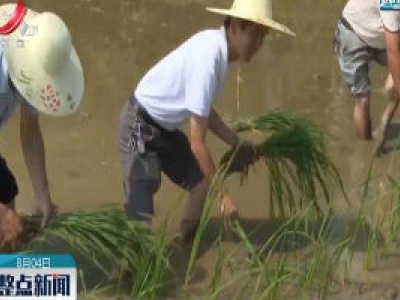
[0,0,27,35]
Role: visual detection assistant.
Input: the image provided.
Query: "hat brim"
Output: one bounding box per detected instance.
[1,4,84,116]
[206,7,295,37]
[7,46,84,117]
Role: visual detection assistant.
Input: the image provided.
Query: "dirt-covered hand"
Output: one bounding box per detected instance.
[220,193,239,230]
[220,140,258,177]
[1,209,22,248]
[236,140,257,167]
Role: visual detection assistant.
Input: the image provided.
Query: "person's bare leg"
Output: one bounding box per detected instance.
[180,179,209,242]
[353,93,372,140]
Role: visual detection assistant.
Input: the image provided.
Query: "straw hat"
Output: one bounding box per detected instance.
[0,3,84,116]
[206,0,295,37]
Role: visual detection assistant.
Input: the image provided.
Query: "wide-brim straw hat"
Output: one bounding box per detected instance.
[206,0,295,37]
[0,3,84,116]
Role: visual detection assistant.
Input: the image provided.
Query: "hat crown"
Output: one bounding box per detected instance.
[231,0,272,19]
[30,12,72,75]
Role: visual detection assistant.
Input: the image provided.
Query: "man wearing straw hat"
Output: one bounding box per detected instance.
[335,0,400,154]
[119,0,295,241]
[0,2,84,246]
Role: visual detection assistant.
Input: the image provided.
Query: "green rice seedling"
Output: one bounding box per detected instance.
[79,287,111,300]
[232,205,352,300]
[183,184,221,290]
[261,208,325,298]
[21,209,169,299]
[233,218,297,300]
[296,216,333,291]
[386,176,400,243]
[357,174,400,270]
[259,256,295,300]
[207,235,225,300]
[78,270,115,300]
[233,221,265,296]
[183,111,349,298]
[202,222,264,300]
[129,219,170,299]
[358,176,382,270]
[206,271,253,300]
[220,110,346,218]
[295,212,350,299]
[364,228,379,271]
[347,168,395,272]
[319,238,350,299]
[343,163,374,277]
[183,159,233,291]
[342,163,400,277]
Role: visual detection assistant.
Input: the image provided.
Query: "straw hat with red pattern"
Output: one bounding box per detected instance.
[0,2,84,116]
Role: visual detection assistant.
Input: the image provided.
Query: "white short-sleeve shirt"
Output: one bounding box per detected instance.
[343,0,400,49]
[134,27,229,131]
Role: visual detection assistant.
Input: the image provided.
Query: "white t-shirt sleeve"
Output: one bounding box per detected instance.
[380,10,400,32]
[184,45,220,118]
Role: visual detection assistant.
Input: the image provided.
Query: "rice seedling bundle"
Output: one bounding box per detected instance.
[14,209,169,297]
[219,110,345,217]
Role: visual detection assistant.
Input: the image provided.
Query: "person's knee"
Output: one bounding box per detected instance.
[384,85,399,102]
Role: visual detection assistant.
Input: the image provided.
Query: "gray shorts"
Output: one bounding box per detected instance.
[335,19,387,96]
[118,98,203,221]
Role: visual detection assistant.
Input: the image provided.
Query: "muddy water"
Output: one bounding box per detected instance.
[1,0,400,297]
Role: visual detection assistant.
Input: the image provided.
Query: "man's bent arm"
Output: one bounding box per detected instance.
[385,29,400,95]
[20,103,52,219]
[208,108,239,147]
[190,114,217,184]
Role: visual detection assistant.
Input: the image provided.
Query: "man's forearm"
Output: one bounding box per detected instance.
[191,142,217,183]
[20,106,51,202]
[386,30,400,94]
[208,109,238,147]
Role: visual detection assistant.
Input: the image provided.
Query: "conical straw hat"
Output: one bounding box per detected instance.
[207,0,295,37]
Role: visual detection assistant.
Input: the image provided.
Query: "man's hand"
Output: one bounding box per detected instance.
[235,140,258,169]
[220,193,239,230]
[32,202,57,228]
[0,208,22,248]
[220,139,258,178]
[20,103,56,228]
